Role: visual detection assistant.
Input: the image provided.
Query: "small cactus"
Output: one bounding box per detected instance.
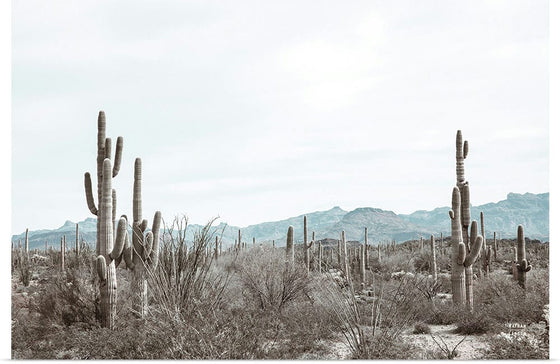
[286,226,294,263]
[430,234,437,281]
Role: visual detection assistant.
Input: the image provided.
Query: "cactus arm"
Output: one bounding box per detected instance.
[140,219,148,233]
[96,255,107,281]
[84,172,98,215]
[112,136,123,177]
[149,211,162,268]
[109,217,127,261]
[464,235,483,266]
[469,220,478,250]
[105,137,112,161]
[457,242,466,265]
[463,140,468,159]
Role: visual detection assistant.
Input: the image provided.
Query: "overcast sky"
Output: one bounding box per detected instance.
[11,0,548,234]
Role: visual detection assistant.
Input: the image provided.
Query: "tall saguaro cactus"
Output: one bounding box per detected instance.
[450,187,483,310]
[84,112,125,329]
[515,225,532,288]
[95,160,128,328]
[121,158,162,317]
[24,228,29,255]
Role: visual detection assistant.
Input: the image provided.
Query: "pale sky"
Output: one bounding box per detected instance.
[11,0,549,234]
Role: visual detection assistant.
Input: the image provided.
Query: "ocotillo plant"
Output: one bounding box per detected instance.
[121,158,162,318]
[286,226,294,263]
[515,225,532,288]
[430,234,437,281]
[450,186,483,310]
[303,216,313,272]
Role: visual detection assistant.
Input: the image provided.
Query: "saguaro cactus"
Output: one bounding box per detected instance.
[479,212,490,276]
[493,232,497,261]
[286,226,294,263]
[318,242,323,273]
[515,225,532,288]
[360,237,366,283]
[364,227,369,269]
[60,236,65,271]
[450,186,483,310]
[75,223,80,256]
[303,216,313,272]
[84,112,124,329]
[121,158,162,318]
[455,130,471,246]
[24,228,29,255]
[430,234,437,281]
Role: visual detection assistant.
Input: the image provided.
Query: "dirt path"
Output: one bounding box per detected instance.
[402,324,488,359]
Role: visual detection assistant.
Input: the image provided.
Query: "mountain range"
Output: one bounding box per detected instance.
[12,192,549,250]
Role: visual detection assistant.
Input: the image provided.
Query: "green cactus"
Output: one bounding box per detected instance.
[286,225,294,263]
[120,158,161,317]
[516,225,532,289]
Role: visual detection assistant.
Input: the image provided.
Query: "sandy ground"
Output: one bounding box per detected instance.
[402,324,489,360]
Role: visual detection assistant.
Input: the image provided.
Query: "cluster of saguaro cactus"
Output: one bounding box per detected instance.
[515,225,531,288]
[84,111,126,329]
[120,158,162,317]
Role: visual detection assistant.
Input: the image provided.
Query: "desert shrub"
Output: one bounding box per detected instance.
[413,322,431,334]
[377,253,416,273]
[485,331,548,359]
[454,311,495,335]
[35,264,100,327]
[236,247,312,312]
[426,303,466,325]
[475,269,548,324]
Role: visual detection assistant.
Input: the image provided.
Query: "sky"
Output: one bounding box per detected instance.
[10,0,549,234]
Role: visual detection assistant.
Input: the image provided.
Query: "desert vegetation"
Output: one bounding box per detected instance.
[11,115,548,359]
